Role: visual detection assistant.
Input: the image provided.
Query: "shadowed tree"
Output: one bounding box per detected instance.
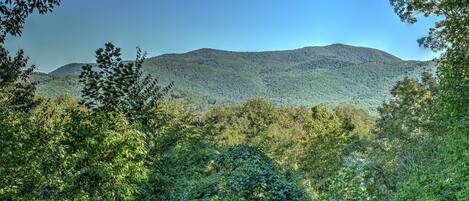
[0,0,60,43]
[0,48,36,110]
[0,0,60,111]
[79,42,173,124]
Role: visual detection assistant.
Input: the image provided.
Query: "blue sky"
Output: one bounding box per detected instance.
[7,0,439,72]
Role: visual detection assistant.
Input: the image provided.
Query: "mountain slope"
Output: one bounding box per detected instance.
[38,44,434,111]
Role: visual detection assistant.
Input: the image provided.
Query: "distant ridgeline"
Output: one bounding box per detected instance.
[32,44,435,112]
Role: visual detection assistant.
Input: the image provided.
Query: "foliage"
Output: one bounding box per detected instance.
[61,110,148,200]
[0,48,37,111]
[203,98,375,196]
[0,96,70,199]
[0,0,60,111]
[377,72,437,138]
[79,42,173,123]
[324,152,372,201]
[298,105,355,192]
[388,0,469,200]
[0,96,150,200]
[350,72,442,200]
[1,1,467,200]
[0,0,60,43]
[141,101,216,200]
[0,2,62,198]
[198,145,311,201]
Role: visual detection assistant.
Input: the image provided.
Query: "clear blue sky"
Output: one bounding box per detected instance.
[6,0,439,73]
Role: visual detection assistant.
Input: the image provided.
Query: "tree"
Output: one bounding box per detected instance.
[387,1,468,199]
[0,0,61,111]
[0,96,80,199]
[202,100,371,197]
[0,49,36,110]
[0,0,60,43]
[141,101,216,200]
[79,42,173,124]
[197,145,311,201]
[0,1,64,199]
[62,110,148,200]
[298,105,352,193]
[376,72,437,140]
[363,72,443,200]
[325,152,372,201]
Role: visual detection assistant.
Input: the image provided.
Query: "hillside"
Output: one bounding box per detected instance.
[35,44,434,112]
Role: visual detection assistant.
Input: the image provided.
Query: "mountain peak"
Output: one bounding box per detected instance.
[49,63,93,76]
[326,43,349,47]
[189,48,229,54]
[320,44,401,63]
[50,44,405,76]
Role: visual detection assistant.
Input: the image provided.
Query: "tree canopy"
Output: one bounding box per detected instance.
[79,42,173,124]
[0,0,467,200]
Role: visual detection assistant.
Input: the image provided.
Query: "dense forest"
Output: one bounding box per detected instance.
[0,0,467,200]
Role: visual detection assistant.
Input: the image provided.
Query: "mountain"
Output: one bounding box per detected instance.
[34,44,434,112]
[48,63,96,76]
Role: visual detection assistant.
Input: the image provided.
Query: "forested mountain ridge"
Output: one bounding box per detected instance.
[35,44,434,111]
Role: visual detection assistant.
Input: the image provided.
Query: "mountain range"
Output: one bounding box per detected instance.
[32,44,434,112]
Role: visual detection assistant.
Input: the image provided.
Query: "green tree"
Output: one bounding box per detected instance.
[389,1,469,199]
[0,0,60,111]
[0,49,36,111]
[325,152,372,201]
[79,42,173,124]
[298,105,352,193]
[203,98,276,146]
[334,105,376,138]
[0,4,64,197]
[62,110,148,200]
[198,145,311,201]
[0,95,79,199]
[203,100,368,197]
[377,72,437,139]
[0,0,60,43]
[141,101,216,200]
[363,73,441,200]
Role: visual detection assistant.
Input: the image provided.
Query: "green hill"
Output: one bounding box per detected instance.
[34,44,434,112]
